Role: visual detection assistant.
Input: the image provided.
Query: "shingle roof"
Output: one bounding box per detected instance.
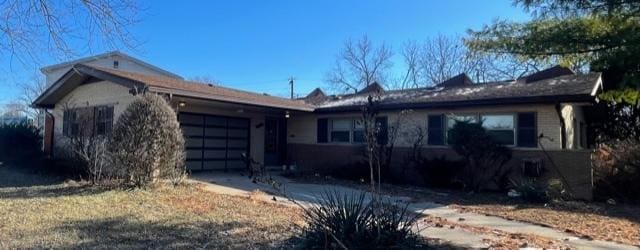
[79,65,315,111]
[314,72,602,112]
[34,63,602,113]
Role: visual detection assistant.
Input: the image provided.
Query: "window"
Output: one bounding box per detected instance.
[517,113,537,147]
[446,114,478,145]
[330,118,351,142]
[481,114,515,145]
[353,119,365,143]
[113,60,119,68]
[63,106,114,138]
[63,109,79,137]
[94,106,114,136]
[324,117,386,144]
[447,115,478,129]
[427,115,444,145]
[580,122,587,149]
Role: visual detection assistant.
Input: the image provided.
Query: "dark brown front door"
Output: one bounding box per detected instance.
[264,117,286,166]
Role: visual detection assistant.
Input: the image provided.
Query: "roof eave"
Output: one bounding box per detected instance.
[314,94,597,113]
[148,86,315,112]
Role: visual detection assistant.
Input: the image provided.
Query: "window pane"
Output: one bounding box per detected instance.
[517,113,537,147]
[353,130,365,143]
[487,130,515,145]
[428,115,444,145]
[332,119,351,130]
[517,128,537,147]
[447,115,477,128]
[482,115,514,130]
[331,131,350,142]
[353,119,364,130]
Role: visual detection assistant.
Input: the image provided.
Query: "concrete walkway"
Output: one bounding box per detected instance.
[190,172,638,250]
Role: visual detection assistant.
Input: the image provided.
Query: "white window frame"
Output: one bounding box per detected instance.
[329,118,352,143]
[328,117,367,144]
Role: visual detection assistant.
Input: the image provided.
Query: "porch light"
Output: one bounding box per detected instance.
[178,101,186,107]
[285,111,290,119]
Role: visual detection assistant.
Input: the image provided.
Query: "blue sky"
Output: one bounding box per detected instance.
[0,0,530,104]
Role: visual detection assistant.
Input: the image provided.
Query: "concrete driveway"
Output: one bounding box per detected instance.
[190,171,412,207]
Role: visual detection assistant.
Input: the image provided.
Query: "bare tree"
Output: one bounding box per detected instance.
[16,74,48,126]
[1,101,27,118]
[398,40,421,89]
[0,0,141,68]
[326,35,393,93]
[418,35,477,85]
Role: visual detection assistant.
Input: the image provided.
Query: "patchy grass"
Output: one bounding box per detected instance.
[0,180,303,249]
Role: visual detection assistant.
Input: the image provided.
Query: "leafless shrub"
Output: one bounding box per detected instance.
[59,103,115,184]
[109,94,186,188]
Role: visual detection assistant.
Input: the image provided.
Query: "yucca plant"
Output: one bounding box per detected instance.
[300,190,419,249]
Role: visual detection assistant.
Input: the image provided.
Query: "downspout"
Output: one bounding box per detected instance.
[44,109,55,157]
[554,103,567,149]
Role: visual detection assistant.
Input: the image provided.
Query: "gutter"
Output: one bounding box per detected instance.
[554,103,567,149]
[314,94,596,114]
[148,86,315,112]
[44,109,55,157]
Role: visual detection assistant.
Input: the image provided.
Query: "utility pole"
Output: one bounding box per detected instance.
[288,76,295,99]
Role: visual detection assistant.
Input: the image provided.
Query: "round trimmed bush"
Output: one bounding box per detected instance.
[109,94,185,187]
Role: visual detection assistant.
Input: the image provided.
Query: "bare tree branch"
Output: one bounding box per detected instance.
[326,35,393,93]
[0,0,142,70]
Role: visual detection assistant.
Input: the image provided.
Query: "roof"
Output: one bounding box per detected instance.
[518,65,574,83]
[437,73,474,88]
[34,64,602,114]
[33,64,314,111]
[313,72,603,112]
[40,51,183,79]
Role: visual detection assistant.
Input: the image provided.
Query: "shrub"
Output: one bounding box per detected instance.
[592,139,640,203]
[65,134,111,183]
[300,191,419,249]
[510,178,569,203]
[447,121,512,191]
[414,155,465,189]
[511,179,549,203]
[109,94,186,187]
[0,122,44,166]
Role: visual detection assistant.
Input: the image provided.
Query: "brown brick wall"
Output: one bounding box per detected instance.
[288,143,593,200]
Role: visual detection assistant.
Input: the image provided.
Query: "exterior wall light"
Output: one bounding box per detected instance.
[285,111,290,119]
[178,101,186,107]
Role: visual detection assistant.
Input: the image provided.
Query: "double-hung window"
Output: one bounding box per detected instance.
[352,119,365,143]
[481,114,515,145]
[63,109,80,137]
[322,117,386,144]
[63,105,114,137]
[94,106,114,136]
[330,118,351,143]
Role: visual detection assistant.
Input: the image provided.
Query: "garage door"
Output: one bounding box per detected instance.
[179,113,250,171]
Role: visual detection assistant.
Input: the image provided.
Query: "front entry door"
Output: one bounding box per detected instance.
[264,117,286,166]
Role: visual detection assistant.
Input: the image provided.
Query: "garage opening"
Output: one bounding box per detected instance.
[178,112,250,171]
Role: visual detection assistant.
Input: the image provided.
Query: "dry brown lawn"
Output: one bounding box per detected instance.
[0,179,303,249]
